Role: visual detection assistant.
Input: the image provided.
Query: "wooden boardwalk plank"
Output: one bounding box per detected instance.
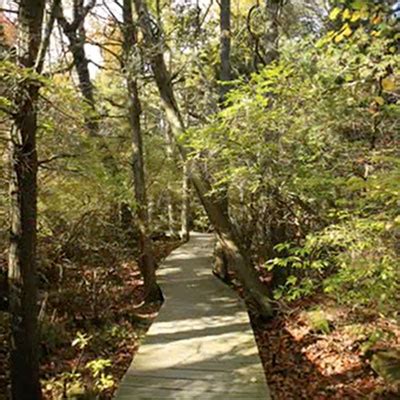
[114,233,270,399]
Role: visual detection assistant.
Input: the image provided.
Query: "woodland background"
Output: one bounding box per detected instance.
[0,0,400,398]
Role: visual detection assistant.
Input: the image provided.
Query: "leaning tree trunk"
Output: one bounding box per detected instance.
[133,0,273,318]
[8,1,46,399]
[122,0,159,301]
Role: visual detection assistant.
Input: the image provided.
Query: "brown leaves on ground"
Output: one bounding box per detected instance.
[0,238,180,400]
[251,296,400,399]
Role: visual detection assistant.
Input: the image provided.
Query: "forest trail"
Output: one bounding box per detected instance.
[114,233,270,399]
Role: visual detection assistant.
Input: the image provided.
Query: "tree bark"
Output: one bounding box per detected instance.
[213,240,229,282]
[213,0,232,280]
[55,0,99,135]
[161,119,176,237]
[133,0,273,318]
[8,1,46,398]
[262,0,280,65]
[219,0,231,103]
[122,0,160,301]
[180,96,191,242]
[180,161,190,242]
[36,0,60,74]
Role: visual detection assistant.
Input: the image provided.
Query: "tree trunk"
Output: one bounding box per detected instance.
[8,1,46,398]
[56,3,99,135]
[213,239,229,282]
[213,0,232,280]
[167,192,175,236]
[162,120,176,237]
[262,0,280,65]
[56,0,125,239]
[55,0,122,179]
[69,34,99,133]
[133,0,273,318]
[122,0,160,302]
[180,95,191,242]
[180,161,190,242]
[219,0,231,103]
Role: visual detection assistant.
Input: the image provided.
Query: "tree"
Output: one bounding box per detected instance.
[132,0,274,318]
[180,160,190,241]
[55,0,122,178]
[8,0,46,398]
[121,0,160,301]
[213,0,231,282]
[55,0,99,134]
[219,0,232,103]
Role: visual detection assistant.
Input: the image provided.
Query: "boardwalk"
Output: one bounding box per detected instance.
[115,233,270,399]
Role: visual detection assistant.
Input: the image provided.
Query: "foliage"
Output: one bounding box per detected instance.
[306,308,332,334]
[1,0,400,397]
[187,25,400,316]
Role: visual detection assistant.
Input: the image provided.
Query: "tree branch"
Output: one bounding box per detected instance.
[38,152,82,165]
[36,0,61,73]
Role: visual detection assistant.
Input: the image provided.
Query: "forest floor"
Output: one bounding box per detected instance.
[0,237,180,400]
[250,291,400,399]
[1,240,400,399]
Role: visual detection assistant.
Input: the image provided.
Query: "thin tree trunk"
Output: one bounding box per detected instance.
[8,1,46,398]
[262,0,280,65]
[180,161,190,242]
[213,0,231,280]
[148,196,154,226]
[219,0,231,103]
[167,196,174,236]
[133,0,273,318]
[180,95,191,242]
[162,119,176,237]
[122,0,159,301]
[36,0,60,74]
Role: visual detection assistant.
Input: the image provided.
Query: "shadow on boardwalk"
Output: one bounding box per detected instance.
[114,233,270,399]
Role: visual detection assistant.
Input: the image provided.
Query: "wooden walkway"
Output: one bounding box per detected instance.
[115,233,270,399]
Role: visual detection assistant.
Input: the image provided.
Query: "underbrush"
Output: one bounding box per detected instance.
[0,224,179,400]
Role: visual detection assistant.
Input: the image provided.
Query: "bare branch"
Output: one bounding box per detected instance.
[36,0,61,73]
[38,152,82,165]
[0,7,18,14]
[42,61,74,77]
